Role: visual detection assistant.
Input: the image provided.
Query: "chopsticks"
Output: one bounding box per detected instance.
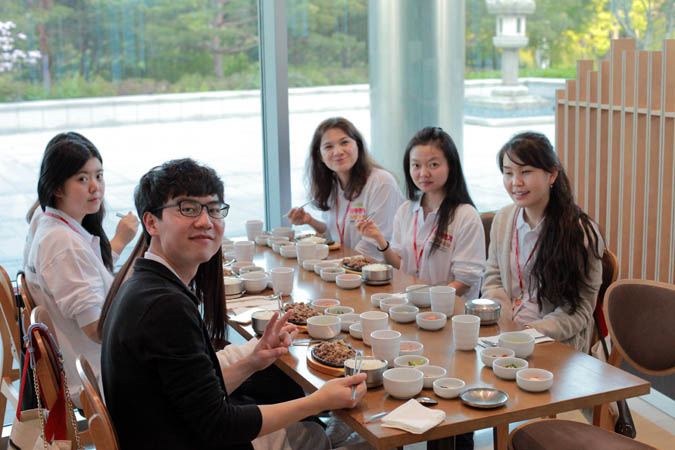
[350,350,364,400]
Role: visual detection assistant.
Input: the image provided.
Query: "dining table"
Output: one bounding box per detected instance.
[226,241,650,450]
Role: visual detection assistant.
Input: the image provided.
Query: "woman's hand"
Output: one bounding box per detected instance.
[355,218,384,242]
[312,373,367,410]
[249,310,297,372]
[110,212,139,254]
[286,207,311,226]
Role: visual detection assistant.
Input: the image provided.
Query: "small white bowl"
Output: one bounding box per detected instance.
[325,305,355,316]
[433,377,466,399]
[314,261,339,275]
[370,293,393,308]
[498,332,536,358]
[493,357,529,380]
[389,305,419,323]
[306,315,341,340]
[254,233,271,246]
[349,322,363,339]
[338,313,360,332]
[240,271,268,294]
[336,274,361,289]
[416,312,447,331]
[419,365,447,389]
[516,368,554,392]
[320,267,346,282]
[393,355,429,369]
[406,284,431,308]
[232,260,253,274]
[383,368,424,399]
[310,298,340,314]
[272,240,291,253]
[302,259,323,272]
[380,296,408,312]
[280,244,297,258]
[267,236,289,247]
[480,347,516,369]
[399,340,424,356]
[239,265,264,275]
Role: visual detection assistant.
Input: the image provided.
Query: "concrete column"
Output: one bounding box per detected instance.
[501,48,520,85]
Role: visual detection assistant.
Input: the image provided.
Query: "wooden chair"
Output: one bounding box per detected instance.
[589,249,619,355]
[508,279,675,450]
[76,355,120,450]
[479,211,495,259]
[30,306,59,344]
[17,270,36,333]
[0,264,21,422]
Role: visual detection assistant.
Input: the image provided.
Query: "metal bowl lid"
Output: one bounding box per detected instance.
[465,298,501,312]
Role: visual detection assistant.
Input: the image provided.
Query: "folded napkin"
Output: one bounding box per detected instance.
[381,399,446,434]
[481,328,555,346]
[229,301,281,324]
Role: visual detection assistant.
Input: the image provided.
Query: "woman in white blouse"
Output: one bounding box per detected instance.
[24,132,138,396]
[287,117,403,259]
[355,127,485,299]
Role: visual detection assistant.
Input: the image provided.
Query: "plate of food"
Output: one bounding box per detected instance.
[282,302,321,325]
[310,340,356,368]
[342,255,377,272]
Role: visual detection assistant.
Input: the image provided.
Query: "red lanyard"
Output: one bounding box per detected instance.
[513,211,541,301]
[413,209,438,276]
[44,212,83,237]
[335,197,351,245]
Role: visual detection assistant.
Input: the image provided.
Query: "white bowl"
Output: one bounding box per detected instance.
[325,305,355,316]
[272,226,295,240]
[380,296,408,312]
[310,298,340,314]
[280,244,297,258]
[419,365,447,389]
[406,284,431,307]
[254,233,271,246]
[493,357,529,380]
[349,322,363,339]
[480,347,516,368]
[433,377,466,399]
[232,260,253,274]
[389,305,419,323]
[383,368,424,399]
[370,293,393,308]
[267,236,289,247]
[498,332,536,358]
[314,261,339,275]
[302,259,323,272]
[239,265,264,275]
[306,315,341,340]
[399,340,424,356]
[393,355,429,369]
[338,313,360,332]
[416,312,447,331]
[240,271,268,294]
[516,368,554,392]
[336,274,361,289]
[320,267,346,282]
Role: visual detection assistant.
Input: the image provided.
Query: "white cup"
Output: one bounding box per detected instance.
[452,314,481,350]
[272,226,294,240]
[360,311,389,346]
[296,241,317,264]
[370,329,401,368]
[270,267,294,296]
[315,244,329,260]
[430,286,456,317]
[245,220,264,241]
[234,240,255,262]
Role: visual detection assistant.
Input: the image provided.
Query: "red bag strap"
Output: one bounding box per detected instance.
[14,347,31,419]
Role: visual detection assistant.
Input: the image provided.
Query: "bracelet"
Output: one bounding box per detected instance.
[377,241,390,252]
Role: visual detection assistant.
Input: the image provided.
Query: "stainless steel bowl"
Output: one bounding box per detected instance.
[251,310,276,335]
[464,298,501,325]
[224,276,244,296]
[361,264,393,282]
[344,356,388,388]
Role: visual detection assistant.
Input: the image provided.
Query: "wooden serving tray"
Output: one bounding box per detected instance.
[306,344,345,377]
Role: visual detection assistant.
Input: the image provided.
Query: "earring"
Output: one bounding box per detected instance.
[550,184,553,189]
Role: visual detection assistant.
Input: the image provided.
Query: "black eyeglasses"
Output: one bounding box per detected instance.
[156,200,229,219]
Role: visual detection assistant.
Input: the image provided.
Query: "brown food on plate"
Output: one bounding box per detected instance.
[342,255,377,270]
[282,302,320,324]
[313,340,356,366]
[222,267,234,277]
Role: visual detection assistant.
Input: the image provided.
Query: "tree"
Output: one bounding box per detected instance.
[0,21,41,73]
[610,0,675,49]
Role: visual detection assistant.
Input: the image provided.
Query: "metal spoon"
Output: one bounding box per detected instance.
[415,396,438,406]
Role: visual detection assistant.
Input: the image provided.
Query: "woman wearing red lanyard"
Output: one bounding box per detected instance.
[287,117,403,259]
[24,132,138,400]
[482,132,603,353]
[355,127,485,299]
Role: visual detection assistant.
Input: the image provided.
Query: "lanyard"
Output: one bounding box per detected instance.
[413,209,438,276]
[335,197,351,245]
[44,212,83,237]
[513,211,541,302]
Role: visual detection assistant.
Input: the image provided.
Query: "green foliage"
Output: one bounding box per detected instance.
[466,66,578,80]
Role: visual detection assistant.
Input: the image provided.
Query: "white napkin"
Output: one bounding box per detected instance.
[481,328,555,346]
[381,399,446,434]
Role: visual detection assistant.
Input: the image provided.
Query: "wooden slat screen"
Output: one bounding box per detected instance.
[556,39,675,283]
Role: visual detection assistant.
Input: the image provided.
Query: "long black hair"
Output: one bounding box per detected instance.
[403,127,475,255]
[307,117,379,210]
[37,132,113,271]
[497,132,602,314]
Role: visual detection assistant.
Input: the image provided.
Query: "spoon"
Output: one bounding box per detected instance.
[415,396,438,406]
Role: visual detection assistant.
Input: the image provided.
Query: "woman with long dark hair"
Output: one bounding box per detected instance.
[24,131,138,397]
[355,127,485,299]
[287,117,403,259]
[482,131,603,352]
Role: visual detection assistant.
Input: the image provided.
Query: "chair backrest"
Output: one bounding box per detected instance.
[17,270,36,313]
[76,355,120,450]
[604,279,675,376]
[480,211,496,259]
[0,265,22,364]
[31,305,59,345]
[593,249,619,341]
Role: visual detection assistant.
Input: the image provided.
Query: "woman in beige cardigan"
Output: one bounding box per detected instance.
[482,132,603,352]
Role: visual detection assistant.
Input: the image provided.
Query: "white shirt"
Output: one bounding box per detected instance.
[510,208,544,326]
[321,168,404,260]
[391,200,485,300]
[24,207,111,398]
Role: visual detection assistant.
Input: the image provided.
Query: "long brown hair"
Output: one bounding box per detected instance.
[497,132,602,314]
[307,117,378,210]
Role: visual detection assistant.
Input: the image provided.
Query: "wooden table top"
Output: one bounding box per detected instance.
[228,243,650,450]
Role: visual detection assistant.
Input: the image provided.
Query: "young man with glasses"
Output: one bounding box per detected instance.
[101,159,366,450]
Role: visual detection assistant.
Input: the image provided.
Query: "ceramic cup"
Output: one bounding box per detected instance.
[296,241,317,264]
[234,240,255,262]
[245,220,264,241]
[452,314,481,350]
[430,285,456,317]
[370,329,401,368]
[360,311,389,346]
[270,267,294,296]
